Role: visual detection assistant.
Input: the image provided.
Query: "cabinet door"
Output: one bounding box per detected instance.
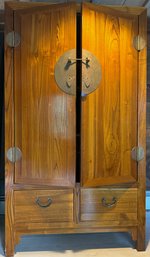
[5,2,76,186]
[81,3,140,187]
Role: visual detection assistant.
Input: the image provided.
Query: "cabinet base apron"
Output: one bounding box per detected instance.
[5,186,145,256]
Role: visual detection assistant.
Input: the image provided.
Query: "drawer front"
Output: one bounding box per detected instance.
[80,188,137,225]
[14,189,74,223]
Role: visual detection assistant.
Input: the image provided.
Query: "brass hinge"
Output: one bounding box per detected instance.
[131,146,144,162]
[133,35,146,51]
[5,31,20,48]
[6,147,22,163]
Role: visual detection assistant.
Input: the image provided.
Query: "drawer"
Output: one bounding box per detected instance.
[14,189,74,223]
[80,188,137,225]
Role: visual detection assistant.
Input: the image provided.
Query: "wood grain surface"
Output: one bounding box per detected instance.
[14,189,74,223]
[80,188,137,225]
[81,3,139,187]
[137,9,147,251]
[5,2,76,256]
[5,4,15,257]
[13,3,76,186]
[5,2,147,256]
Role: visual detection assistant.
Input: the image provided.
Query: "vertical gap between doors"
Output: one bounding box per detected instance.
[76,12,82,183]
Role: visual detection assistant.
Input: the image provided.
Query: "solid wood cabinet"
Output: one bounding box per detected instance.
[5,2,146,257]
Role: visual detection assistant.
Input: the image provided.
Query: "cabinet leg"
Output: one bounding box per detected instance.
[5,244,15,257]
[5,214,15,257]
[136,226,145,251]
[130,228,137,242]
[136,185,145,251]
[5,224,15,255]
[5,177,15,256]
[5,231,21,256]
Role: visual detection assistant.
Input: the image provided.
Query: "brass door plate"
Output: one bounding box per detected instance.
[54,49,76,95]
[54,49,101,96]
[82,49,101,96]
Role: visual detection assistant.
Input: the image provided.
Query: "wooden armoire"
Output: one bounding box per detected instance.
[5,1,147,256]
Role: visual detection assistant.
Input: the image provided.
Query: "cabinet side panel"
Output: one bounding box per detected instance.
[137,9,147,251]
[5,4,15,257]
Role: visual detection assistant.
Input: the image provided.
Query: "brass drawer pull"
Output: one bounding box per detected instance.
[36,197,52,208]
[101,197,117,208]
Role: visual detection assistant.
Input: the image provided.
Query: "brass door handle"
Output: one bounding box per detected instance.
[101,197,117,208]
[35,197,52,208]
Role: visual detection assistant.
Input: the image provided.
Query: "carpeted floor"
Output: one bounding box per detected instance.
[0,212,150,257]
